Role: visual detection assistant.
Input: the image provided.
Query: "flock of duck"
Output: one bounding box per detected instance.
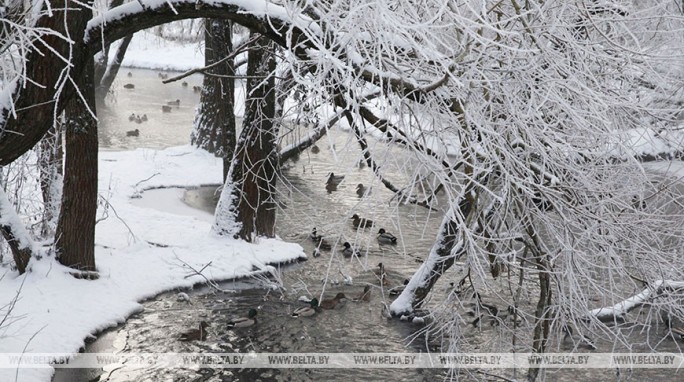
[178,261,402,342]
[122,71,194,138]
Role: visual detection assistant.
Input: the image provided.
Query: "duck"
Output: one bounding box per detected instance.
[134,115,143,124]
[319,293,347,310]
[162,105,172,113]
[123,83,135,89]
[374,263,390,286]
[126,129,140,137]
[377,228,397,244]
[311,145,320,154]
[389,279,409,296]
[140,114,148,122]
[158,72,168,79]
[227,308,258,329]
[128,113,136,121]
[192,85,202,93]
[182,81,188,87]
[310,228,332,250]
[179,321,209,341]
[167,99,181,106]
[341,242,358,258]
[292,298,321,317]
[127,72,132,77]
[356,183,368,197]
[671,326,684,341]
[351,214,374,229]
[353,285,371,302]
[661,311,684,341]
[562,325,596,350]
[326,172,345,186]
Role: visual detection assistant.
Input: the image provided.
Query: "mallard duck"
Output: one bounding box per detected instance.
[351,214,375,229]
[326,172,345,186]
[356,184,367,197]
[354,285,371,302]
[311,145,320,154]
[158,72,168,79]
[126,129,140,137]
[377,228,397,244]
[182,81,188,87]
[140,114,148,122]
[179,321,209,341]
[123,83,135,89]
[128,113,136,121]
[134,115,143,124]
[127,72,132,77]
[389,279,409,296]
[168,99,181,106]
[227,308,258,329]
[292,298,320,317]
[161,105,172,113]
[193,85,202,93]
[319,293,347,310]
[562,325,596,350]
[341,242,358,258]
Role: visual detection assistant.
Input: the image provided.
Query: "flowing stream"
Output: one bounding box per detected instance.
[53,68,683,382]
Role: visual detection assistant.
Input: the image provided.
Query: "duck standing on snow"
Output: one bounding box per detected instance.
[319,293,347,310]
[179,321,209,341]
[377,228,397,244]
[351,214,375,229]
[227,308,258,329]
[292,298,321,317]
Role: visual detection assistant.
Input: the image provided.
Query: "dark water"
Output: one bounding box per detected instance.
[54,68,684,382]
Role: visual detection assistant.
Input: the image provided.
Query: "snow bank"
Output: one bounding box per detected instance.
[0,145,305,382]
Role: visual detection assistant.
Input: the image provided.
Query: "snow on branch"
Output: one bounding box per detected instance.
[588,280,684,321]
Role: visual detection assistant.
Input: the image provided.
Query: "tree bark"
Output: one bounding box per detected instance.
[229,35,278,241]
[38,125,64,238]
[0,188,34,274]
[54,56,98,272]
[191,19,236,182]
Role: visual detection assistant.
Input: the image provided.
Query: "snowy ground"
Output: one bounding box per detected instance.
[0,145,305,382]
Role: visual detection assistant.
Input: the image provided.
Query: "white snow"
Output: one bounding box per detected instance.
[0,146,305,382]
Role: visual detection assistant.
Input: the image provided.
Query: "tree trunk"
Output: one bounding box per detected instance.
[55,56,98,272]
[96,34,134,101]
[225,35,278,241]
[191,19,236,182]
[0,188,34,274]
[38,125,64,238]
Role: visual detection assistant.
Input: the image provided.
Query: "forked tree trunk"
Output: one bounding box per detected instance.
[55,57,98,272]
[191,19,236,182]
[220,34,278,241]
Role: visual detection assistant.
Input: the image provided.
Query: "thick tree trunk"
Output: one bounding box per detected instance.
[55,56,98,272]
[229,35,278,241]
[0,1,93,166]
[191,19,236,182]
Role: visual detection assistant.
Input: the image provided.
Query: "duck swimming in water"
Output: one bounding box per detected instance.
[179,321,209,341]
[292,298,321,317]
[319,293,347,310]
[377,228,397,244]
[351,214,375,229]
[227,308,258,329]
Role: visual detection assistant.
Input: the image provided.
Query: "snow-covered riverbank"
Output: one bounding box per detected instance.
[0,146,306,382]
